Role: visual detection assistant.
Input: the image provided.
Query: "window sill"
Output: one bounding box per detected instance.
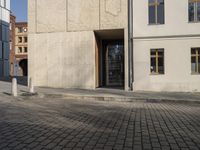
[148,23,165,26]
[188,21,200,24]
[150,73,165,75]
[191,73,200,75]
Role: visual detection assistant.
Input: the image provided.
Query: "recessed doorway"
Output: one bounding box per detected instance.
[95,29,125,89]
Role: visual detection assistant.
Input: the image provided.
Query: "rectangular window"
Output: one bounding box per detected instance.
[189,0,200,22]
[191,48,200,74]
[24,37,28,43]
[18,37,22,43]
[24,47,27,53]
[150,49,164,74]
[18,27,23,33]
[18,47,22,53]
[149,0,165,24]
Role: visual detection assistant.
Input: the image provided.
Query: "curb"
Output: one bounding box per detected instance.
[35,93,200,104]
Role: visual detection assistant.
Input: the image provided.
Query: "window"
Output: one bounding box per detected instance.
[191,48,200,74]
[18,27,23,33]
[149,0,165,24]
[150,49,164,74]
[18,47,22,53]
[24,37,28,43]
[189,0,200,22]
[18,37,22,43]
[24,47,28,53]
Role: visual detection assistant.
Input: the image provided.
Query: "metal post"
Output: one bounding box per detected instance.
[128,0,134,90]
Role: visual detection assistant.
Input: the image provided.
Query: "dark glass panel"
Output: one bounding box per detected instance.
[149,5,156,24]
[151,57,156,73]
[151,50,156,56]
[149,0,155,3]
[197,2,200,21]
[157,3,164,24]
[157,0,164,3]
[158,55,164,74]
[191,48,196,54]
[189,2,195,22]
[191,56,197,73]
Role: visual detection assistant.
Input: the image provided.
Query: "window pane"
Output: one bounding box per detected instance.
[149,5,156,24]
[191,48,196,54]
[189,2,195,22]
[191,56,196,73]
[151,49,156,55]
[157,2,164,24]
[158,56,164,74]
[157,0,164,3]
[151,57,156,73]
[197,2,200,21]
[149,0,155,4]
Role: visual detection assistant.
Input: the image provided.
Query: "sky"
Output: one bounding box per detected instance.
[11,0,27,22]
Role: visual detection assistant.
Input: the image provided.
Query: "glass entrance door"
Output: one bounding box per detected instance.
[106,44,124,86]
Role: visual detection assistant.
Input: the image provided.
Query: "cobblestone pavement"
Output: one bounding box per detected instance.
[0,95,200,150]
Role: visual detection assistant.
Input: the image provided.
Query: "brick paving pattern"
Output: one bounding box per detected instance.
[0,95,199,150]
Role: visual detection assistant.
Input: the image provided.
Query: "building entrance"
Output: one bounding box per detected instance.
[95,29,125,89]
[105,43,124,87]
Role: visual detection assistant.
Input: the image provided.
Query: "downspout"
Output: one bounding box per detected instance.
[128,0,134,90]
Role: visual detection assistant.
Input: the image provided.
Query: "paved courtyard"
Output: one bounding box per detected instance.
[0,94,200,150]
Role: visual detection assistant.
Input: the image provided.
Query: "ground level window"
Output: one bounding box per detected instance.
[150,49,164,74]
[191,48,200,74]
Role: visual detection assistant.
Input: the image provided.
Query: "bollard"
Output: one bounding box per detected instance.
[12,78,17,97]
[29,78,34,94]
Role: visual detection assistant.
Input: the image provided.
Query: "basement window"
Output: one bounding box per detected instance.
[191,48,200,74]
[150,49,164,74]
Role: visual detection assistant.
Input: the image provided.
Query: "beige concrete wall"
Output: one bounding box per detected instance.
[100,0,127,29]
[28,0,36,33]
[36,0,67,33]
[68,0,99,31]
[28,0,128,89]
[134,37,200,92]
[29,0,127,33]
[29,32,96,89]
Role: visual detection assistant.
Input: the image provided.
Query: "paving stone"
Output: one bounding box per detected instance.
[0,95,199,150]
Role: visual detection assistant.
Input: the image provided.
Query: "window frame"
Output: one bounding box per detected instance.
[188,0,200,22]
[148,0,165,25]
[150,48,165,75]
[191,48,200,74]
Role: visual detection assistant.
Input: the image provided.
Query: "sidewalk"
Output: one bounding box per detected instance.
[36,87,200,104]
[0,78,28,96]
[0,79,200,104]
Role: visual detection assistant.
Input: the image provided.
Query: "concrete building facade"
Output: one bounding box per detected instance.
[29,0,200,92]
[0,0,10,77]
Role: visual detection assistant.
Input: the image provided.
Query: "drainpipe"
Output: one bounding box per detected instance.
[128,0,134,90]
